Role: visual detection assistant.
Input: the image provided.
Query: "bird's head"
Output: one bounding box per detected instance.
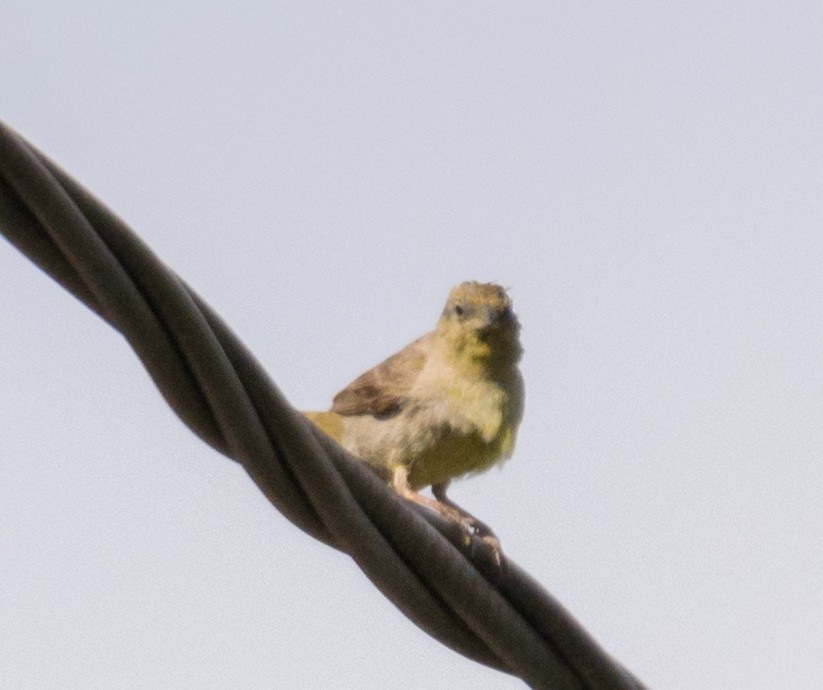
[436,281,522,364]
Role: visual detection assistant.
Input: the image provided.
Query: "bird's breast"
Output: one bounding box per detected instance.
[402,375,517,489]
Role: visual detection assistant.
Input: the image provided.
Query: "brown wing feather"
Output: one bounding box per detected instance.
[331,334,429,418]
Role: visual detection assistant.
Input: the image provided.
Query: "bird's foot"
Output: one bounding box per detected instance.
[455,517,505,574]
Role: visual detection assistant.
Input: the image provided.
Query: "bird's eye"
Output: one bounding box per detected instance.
[454,304,464,316]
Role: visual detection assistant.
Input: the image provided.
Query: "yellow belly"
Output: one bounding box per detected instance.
[305,384,519,491]
[406,424,514,490]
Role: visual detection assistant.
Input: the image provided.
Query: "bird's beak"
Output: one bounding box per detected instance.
[480,305,510,332]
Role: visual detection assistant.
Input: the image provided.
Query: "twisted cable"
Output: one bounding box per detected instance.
[0,120,647,689]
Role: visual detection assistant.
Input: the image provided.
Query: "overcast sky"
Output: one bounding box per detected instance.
[1,3,821,688]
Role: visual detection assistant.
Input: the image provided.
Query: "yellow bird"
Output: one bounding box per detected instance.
[305,281,524,545]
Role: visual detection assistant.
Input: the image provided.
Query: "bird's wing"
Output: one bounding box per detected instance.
[331,334,429,418]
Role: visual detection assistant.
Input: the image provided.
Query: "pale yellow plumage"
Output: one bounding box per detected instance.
[305,281,524,541]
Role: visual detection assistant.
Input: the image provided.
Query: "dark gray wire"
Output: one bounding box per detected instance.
[0,120,648,690]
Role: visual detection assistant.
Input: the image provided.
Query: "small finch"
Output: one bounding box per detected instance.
[305,281,524,548]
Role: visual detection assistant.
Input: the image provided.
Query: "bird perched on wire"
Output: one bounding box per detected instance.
[305,281,524,554]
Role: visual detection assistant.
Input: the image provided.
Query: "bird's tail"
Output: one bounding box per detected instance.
[303,410,344,442]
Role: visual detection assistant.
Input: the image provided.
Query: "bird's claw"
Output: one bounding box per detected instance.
[458,515,497,540]
[456,517,505,575]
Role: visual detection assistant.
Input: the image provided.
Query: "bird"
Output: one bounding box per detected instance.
[305,281,524,551]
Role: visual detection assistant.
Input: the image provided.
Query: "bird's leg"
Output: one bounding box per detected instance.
[431,482,495,538]
[432,481,503,570]
[391,466,470,531]
[391,468,504,571]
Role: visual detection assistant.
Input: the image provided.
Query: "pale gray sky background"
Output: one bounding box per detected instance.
[1,3,821,688]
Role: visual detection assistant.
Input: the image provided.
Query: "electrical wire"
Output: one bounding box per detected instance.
[0,120,647,689]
